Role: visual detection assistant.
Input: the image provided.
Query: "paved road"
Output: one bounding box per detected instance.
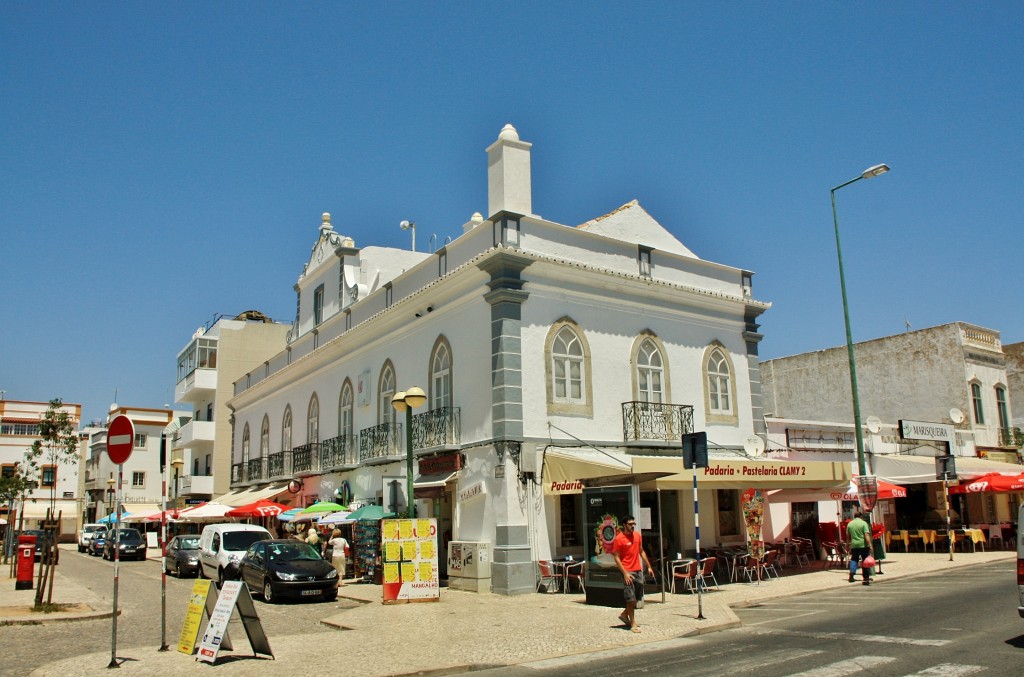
[477,561,1024,676]
[0,547,356,676]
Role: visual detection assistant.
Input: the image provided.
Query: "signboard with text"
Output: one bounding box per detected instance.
[381,518,439,604]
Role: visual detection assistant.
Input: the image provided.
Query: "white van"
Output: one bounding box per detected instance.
[1017,504,1024,618]
[199,523,272,584]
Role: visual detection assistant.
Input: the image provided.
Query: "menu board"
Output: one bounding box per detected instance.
[381,518,439,604]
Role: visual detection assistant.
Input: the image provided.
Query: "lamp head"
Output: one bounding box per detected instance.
[404,386,427,409]
[400,220,414,230]
[391,391,408,413]
[861,164,890,179]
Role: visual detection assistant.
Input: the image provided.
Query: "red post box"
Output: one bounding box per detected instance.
[16,534,36,590]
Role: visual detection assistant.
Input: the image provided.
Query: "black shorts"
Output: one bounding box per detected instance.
[623,570,645,602]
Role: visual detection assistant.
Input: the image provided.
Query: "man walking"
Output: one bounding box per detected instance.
[846,511,873,586]
[612,515,654,633]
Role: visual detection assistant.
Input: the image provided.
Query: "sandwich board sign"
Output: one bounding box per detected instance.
[196,581,273,663]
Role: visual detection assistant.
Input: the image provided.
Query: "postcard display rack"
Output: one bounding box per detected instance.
[354,520,383,584]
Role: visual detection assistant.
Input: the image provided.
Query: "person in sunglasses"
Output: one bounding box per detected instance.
[612,515,655,633]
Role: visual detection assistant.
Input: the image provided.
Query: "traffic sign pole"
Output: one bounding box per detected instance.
[109,464,123,668]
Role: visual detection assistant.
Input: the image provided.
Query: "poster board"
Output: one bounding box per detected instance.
[196,581,273,664]
[177,579,213,654]
[381,518,439,604]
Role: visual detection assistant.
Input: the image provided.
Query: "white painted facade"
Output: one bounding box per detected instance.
[227,125,771,594]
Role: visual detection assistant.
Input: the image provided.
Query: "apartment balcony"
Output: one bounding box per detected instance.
[175,367,217,404]
[292,442,322,476]
[622,401,694,443]
[246,457,266,483]
[177,420,215,449]
[359,422,402,464]
[266,450,292,480]
[231,462,245,486]
[179,474,214,497]
[412,407,461,453]
[998,427,1024,449]
[319,435,357,471]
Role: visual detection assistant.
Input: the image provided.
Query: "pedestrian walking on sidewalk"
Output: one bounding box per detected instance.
[328,528,349,581]
[612,515,655,633]
[846,512,873,586]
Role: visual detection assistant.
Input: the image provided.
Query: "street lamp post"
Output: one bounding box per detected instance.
[830,163,890,485]
[391,387,427,518]
[106,477,116,515]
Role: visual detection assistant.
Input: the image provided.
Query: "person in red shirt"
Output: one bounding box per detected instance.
[612,515,654,633]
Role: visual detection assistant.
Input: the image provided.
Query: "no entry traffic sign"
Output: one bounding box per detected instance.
[107,415,135,464]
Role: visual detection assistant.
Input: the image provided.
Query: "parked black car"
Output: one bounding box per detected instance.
[165,535,201,577]
[102,528,147,561]
[238,539,338,603]
[21,529,59,564]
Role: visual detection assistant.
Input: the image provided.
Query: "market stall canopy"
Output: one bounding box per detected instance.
[226,500,291,518]
[769,478,907,504]
[98,512,127,524]
[277,508,305,522]
[317,511,354,525]
[632,456,851,490]
[176,501,234,522]
[298,501,347,515]
[872,454,1024,484]
[120,505,169,523]
[948,472,1024,495]
[346,504,395,521]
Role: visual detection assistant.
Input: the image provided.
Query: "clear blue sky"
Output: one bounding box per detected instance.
[2,3,1021,426]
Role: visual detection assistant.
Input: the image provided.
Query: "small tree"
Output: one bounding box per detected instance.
[0,465,37,565]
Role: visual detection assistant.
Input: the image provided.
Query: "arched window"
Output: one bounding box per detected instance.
[260,416,270,458]
[241,424,251,465]
[996,386,1009,429]
[379,361,396,426]
[431,338,452,410]
[339,380,354,442]
[282,406,293,451]
[544,319,593,416]
[307,394,320,444]
[971,382,984,424]
[702,343,738,425]
[636,337,664,404]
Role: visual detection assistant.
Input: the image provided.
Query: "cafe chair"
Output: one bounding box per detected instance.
[671,559,699,593]
[759,549,780,580]
[696,557,720,591]
[988,525,1005,550]
[564,560,586,593]
[537,560,562,594]
[821,542,843,569]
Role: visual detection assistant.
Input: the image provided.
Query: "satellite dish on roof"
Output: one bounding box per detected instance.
[866,416,882,434]
[950,408,965,424]
[743,435,766,457]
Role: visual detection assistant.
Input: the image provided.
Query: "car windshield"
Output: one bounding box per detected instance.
[85,526,103,533]
[266,543,322,562]
[114,529,143,541]
[223,531,268,552]
[178,536,200,550]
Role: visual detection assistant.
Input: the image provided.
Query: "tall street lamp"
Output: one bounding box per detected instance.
[392,386,427,518]
[831,163,890,487]
[106,477,116,515]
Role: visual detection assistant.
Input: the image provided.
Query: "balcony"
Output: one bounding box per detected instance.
[175,367,217,404]
[179,474,214,496]
[412,407,461,451]
[231,462,245,485]
[246,457,266,482]
[177,420,215,449]
[266,450,292,480]
[622,401,694,443]
[998,427,1024,449]
[319,436,357,470]
[292,442,321,475]
[359,422,402,464]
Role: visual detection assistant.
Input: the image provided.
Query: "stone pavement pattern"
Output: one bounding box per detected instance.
[4,548,1013,677]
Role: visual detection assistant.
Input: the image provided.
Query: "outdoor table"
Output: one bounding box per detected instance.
[905,530,922,551]
[917,529,937,553]
[962,528,986,552]
[889,530,908,552]
[550,558,579,592]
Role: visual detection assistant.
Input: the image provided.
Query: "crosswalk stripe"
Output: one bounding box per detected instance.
[751,627,950,646]
[518,637,700,669]
[784,655,895,676]
[906,664,985,676]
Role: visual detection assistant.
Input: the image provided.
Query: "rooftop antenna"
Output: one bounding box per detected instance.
[904,316,912,332]
[400,220,416,252]
[0,390,6,400]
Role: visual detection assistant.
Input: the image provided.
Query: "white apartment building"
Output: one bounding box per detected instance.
[0,398,82,538]
[173,311,292,504]
[226,124,818,595]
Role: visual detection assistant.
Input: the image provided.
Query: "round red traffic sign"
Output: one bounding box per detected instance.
[107,415,135,464]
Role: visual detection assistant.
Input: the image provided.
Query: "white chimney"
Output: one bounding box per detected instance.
[486,124,533,218]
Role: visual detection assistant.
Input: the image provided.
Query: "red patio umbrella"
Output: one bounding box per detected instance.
[948,472,1024,495]
[225,499,291,518]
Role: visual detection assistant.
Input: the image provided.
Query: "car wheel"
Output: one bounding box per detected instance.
[262,580,275,604]
[217,569,226,588]
[78,544,84,553]
[173,561,181,577]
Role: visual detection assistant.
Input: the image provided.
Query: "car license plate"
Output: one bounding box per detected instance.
[301,589,321,596]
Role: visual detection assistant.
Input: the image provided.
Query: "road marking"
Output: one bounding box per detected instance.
[518,637,701,669]
[784,655,895,676]
[744,610,824,626]
[752,627,951,646]
[906,664,985,676]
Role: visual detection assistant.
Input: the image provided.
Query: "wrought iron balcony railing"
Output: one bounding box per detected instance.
[359,422,401,463]
[231,462,245,484]
[267,450,291,479]
[320,435,357,469]
[292,442,320,474]
[622,401,694,442]
[246,457,266,482]
[998,427,1024,449]
[412,407,461,449]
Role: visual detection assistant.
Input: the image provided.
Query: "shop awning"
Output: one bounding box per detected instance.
[631,456,851,490]
[542,448,632,494]
[120,504,167,522]
[19,499,82,519]
[214,484,290,507]
[413,471,458,498]
[871,454,1024,484]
